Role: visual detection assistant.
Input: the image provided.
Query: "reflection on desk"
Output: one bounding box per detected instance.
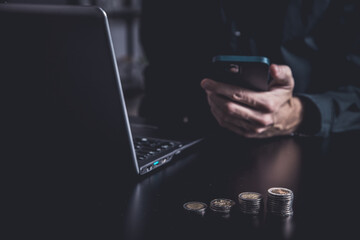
[118,133,359,240]
[6,132,360,239]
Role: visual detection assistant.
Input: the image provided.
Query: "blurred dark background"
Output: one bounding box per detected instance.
[2,0,145,116]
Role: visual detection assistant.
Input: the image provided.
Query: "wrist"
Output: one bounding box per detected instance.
[290,97,304,133]
[294,96,322,136]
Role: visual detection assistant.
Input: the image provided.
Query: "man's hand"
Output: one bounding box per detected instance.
[201,64,304,138]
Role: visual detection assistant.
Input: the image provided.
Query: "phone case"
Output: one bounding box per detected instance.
[212,55,270,91]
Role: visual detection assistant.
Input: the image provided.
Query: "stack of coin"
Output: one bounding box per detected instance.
[267,187,294,216]
[183,201,207,215]
[238,192,263,215]
[209,198,235,213]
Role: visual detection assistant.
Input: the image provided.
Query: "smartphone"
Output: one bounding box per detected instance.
[212,55,270,91]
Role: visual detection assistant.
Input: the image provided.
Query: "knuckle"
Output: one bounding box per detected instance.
[249,97,257,107]
[259,114,274,127]
[265,100,276,112]
[225,102,236,116]
[236,89,245,97]
[231,93,239,101]
[233,89,247,101]
[237,89,249,102]
[282,65,294,82]
[284,65,292,76]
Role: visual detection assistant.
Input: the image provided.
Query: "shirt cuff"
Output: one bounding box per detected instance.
[295,93,333,137]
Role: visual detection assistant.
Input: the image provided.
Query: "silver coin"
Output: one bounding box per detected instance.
[183,201,207,213]
[267,187,294,216]
[238,192,263,215]
[268,187,293,196]
[238,192,263,201]
[210,198,235,213]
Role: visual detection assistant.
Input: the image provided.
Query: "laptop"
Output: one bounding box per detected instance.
[0,3,202,175]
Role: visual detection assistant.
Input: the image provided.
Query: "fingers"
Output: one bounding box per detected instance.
[269,64,294,90]
[201,64,296,138]
[209,106,270,138]
[201,78,271,112]
[207,92,274,131]
[209,99,265,134]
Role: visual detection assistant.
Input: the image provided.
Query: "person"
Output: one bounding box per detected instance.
[139,0,360,138]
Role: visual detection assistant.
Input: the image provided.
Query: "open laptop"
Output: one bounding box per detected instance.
[0,3,202,175]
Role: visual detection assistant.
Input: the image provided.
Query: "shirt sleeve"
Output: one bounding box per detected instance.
[296,85,360,137]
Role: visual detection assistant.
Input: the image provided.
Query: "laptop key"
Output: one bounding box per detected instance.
[133,137,180,161]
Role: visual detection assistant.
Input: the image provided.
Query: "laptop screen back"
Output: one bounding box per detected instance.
[0,4,138,176]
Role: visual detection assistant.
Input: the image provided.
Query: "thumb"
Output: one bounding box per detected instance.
[269,64,294,90]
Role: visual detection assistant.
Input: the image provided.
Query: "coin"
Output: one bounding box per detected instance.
[183,201,207,214]
[268,187,293,196]
[267,187,294,216]
[239,192,262,200]
[238,192,263,215]
[210,198,235,213]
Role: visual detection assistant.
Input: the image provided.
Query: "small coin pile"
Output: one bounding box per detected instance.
[209,198,235,214]
[183,201,207,215]
[267,187,294,216]
[183,187,294,217]
[238,192,263,215]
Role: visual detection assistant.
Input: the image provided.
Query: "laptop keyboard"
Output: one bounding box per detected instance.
[133,137,181,161]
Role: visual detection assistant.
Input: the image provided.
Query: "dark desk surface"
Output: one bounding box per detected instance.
[7,132,360,239]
